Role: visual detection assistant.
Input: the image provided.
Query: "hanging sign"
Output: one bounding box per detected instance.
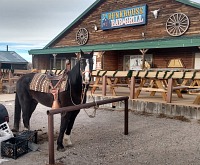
[101,4,147,30]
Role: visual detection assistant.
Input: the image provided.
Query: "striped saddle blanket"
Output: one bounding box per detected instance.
[29,73,67,93]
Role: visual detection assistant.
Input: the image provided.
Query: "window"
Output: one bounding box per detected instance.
[123,54,153,70]
[71,57,78,68]
[50,58,67,70]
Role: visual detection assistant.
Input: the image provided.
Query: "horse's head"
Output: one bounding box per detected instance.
[80,50,94,84]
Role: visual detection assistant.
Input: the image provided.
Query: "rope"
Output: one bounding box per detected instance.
[135,70,141,78]
[167,71,175,79]
[163,71,170,79]
[69,78,97,118]
[144,70,149,78]
[191,71,197,80]
[113,70,118,77]
[181,71,187,79]
[127,70,132,78]
[97,70,101,76]
[102,71,107,76]
[155,71,161,79]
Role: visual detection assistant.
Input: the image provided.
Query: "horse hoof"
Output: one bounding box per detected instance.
[65,143,73,148]
[64,135,73,147]
[11,128,19,132]
[23,127,30,131]
[57,146,65,152]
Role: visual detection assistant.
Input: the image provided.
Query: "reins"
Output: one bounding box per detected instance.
[68,61,98,118]
[68,77,98,118]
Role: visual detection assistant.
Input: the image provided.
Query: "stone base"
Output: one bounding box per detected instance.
[87,95,199,120]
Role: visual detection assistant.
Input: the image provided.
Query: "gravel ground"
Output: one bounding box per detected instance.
[1,99,200,165]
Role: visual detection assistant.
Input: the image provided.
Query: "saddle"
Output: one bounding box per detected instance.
[47,70,69,109]
[30,69,69,109]
[30,71,67,92]
[46,73,64,81]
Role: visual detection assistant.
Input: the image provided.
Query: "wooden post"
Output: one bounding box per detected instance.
[167,78,173,103]
[0,80,2,93]
[102,75,107,96]
[130,76,135,99]
[53,54,57,70]
[8,71,13,86]
[139,49,148,70]
[48,114,55,165]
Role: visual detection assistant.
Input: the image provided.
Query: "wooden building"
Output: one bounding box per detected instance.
[0,51,28,70]
[29,0,200,71]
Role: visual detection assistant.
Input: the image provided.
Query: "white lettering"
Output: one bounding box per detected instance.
[111,15,144,27]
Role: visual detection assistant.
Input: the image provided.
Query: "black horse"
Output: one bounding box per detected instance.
[12,50,93,151]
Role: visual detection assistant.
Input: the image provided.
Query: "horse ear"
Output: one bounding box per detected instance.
[80,49,84,56]
[90,50,94,56]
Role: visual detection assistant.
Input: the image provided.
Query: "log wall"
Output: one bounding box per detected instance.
[52,0,200,48]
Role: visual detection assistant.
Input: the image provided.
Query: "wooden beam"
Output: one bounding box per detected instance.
[139,49,148,69]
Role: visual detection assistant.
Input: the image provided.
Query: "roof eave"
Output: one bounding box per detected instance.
[176,0,200,9]
[29,36,200,55]
[0,62,28,64]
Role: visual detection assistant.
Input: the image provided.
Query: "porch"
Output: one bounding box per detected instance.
[87,87,200,120]
[87,69,200,120]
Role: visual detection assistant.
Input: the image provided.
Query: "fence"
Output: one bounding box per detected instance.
[46,96,129,165]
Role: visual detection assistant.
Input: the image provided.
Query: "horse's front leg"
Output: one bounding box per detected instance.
[57,112,70,151]
[63,110,80,146]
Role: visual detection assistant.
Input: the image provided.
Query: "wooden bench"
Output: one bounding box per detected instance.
[188,88,200,104]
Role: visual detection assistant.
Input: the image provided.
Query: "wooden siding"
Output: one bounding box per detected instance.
[103,51,118,70]
[33,55,50,70]
[101,48,197,70]
[152,48,195,69]
[32,53,76,70]
[52,0,200,48]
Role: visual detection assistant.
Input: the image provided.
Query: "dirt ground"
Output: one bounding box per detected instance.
[1,96,200,165]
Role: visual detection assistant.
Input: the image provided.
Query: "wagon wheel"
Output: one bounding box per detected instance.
[166,13,189,36]
[76,28,89,45]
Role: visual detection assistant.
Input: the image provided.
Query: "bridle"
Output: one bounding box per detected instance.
[69,57,92,104]
[68,57,97,117]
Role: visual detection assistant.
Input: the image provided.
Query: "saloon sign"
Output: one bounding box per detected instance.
[101,5,147,30]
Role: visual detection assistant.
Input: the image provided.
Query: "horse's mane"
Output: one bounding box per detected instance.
[69,60,80,81]
[67,60,82,92]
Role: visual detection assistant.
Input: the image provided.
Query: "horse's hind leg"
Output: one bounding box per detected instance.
[21,99,38,130]
[13,93,22,132]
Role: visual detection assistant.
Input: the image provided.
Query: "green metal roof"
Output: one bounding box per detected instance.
[176,0,200,9]
[29,35,200,55]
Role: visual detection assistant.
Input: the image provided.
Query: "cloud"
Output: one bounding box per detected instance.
[1,0,199,63]
[0,0,96,62]
[0,0,96,44]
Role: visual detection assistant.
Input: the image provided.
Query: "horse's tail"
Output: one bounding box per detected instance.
[13,93,21,132]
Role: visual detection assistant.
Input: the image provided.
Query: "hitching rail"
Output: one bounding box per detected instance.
[46,96,129,165]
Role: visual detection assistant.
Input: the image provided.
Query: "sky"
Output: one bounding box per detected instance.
[0,0,96,62]
[0,0,200,62]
